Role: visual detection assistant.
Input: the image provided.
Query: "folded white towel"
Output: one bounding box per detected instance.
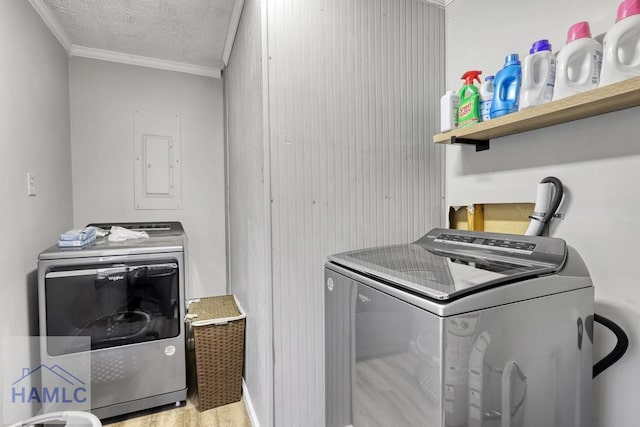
[108,226,149,242]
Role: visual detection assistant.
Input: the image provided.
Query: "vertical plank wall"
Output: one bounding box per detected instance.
[224,0,273,425]
[266,0,445,425]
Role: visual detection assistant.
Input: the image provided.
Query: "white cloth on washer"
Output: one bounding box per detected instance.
[108,226,149,242]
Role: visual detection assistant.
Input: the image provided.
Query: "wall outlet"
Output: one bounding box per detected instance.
[27,173,36,196]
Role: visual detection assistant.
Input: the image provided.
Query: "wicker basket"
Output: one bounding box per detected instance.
[186,295,246,411]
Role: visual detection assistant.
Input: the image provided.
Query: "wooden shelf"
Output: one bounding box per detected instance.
[433,75,640,149]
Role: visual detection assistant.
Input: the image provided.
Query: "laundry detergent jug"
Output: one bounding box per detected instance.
[553,21,603,100]
[520,40,556,109]
[440,90,459,132]
[600,0,640,86]
[479,75,495,122]
[490,54,522,118]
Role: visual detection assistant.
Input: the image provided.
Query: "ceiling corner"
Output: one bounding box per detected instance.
[418,0,455,7]
[28,0,72,52]
[222,0,245,66]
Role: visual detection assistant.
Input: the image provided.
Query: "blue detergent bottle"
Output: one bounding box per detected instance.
[490,54,522,118]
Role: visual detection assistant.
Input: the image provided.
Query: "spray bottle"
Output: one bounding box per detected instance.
[458,70,482,127]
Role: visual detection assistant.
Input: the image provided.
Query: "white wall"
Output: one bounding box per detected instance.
[69,57,226,299]
[225,0,274,425]
[266,0,446,425]
[0,0,72,422]
[446,1,639,426]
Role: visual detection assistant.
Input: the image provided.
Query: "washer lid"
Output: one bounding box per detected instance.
[328,228,567,301]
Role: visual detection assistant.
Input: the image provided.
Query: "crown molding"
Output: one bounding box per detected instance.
[223,0,245,66]
[28,0,72,52]
[70,45,222,79]
[29,0,221,78]
[418,0,456,6]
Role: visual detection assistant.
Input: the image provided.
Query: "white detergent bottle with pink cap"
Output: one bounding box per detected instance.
[553,22,603,100]
[600,0,640,86]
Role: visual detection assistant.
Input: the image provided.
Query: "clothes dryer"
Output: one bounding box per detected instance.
[38,222,188,419]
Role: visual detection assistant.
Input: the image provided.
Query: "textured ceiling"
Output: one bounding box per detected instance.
[42,0,237,70]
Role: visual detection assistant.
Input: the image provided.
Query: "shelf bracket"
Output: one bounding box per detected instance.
[451,136,490,152]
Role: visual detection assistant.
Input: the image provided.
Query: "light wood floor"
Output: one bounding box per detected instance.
[354,351,440,426]
[102,395,252,427]
[100,343,252,427]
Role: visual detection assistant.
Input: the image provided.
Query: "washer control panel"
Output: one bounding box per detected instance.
[435,233,537,254]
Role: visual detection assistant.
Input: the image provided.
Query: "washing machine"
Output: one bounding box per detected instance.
[325,228,594,427]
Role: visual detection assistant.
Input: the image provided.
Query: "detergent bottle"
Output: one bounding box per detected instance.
[553,21,603,100]
[440,90,459,132]
[600,0,640,86]
[490,54,522,118]
[457,70,482,127]
[479,75,495,122]
[519,39,556,109]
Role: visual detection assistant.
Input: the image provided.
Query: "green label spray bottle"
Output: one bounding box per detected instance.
[458,70,482,127]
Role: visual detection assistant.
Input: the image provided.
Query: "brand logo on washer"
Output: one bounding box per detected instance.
[327,278,334,291]
[164,346,176,356]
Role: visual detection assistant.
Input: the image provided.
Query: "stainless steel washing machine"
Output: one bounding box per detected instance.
[38,222,188,419]
[325,228,593,427]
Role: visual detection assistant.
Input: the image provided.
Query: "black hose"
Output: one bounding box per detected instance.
[530,178,627,378]
[593,313,629,378]
[539,176,564,226]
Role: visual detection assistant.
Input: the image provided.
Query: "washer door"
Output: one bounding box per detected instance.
[44,260,180,356]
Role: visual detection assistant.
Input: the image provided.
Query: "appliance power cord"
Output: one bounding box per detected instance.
[592,313,629,378]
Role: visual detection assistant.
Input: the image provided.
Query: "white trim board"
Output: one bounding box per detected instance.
[28,0,72,51]
[70,45,222,78]
[418,0,456,6]
[223,0,245,66]
[242,379,260,427]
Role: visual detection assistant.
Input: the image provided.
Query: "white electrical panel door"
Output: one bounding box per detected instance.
[133,110,182,209]
[144,135,172,196]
